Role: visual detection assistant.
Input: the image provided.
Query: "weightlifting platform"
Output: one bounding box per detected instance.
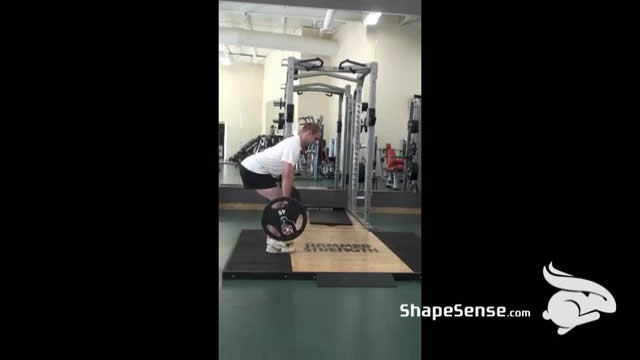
[222,212,421,282]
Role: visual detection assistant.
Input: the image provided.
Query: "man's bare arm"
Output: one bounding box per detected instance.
[282,162,295,198]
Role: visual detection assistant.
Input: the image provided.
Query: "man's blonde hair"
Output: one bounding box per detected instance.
[301,123,322,135]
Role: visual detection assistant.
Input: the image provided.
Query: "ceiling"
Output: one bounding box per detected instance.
[219,1,420,65]
[222,0,421,16]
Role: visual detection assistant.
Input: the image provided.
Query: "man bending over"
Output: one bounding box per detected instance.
[239,123,322,253]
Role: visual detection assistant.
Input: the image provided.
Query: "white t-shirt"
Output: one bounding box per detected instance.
[241,135,302,177]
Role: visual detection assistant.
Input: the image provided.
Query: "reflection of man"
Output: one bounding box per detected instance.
[239,124,322,253]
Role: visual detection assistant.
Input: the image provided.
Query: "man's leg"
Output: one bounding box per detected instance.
[256,187,295,253]
[256,186,283,236]
[256,186,283,201]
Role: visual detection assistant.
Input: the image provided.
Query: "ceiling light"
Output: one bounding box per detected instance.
[363,12,381,25]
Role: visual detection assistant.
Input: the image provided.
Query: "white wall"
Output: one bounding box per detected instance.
[262,49,301,135]
[218,16,420,162]
[326,15,421,156]
[219,62,264,159]
[298,52,335,140]
[218,50,300,161]
[363,15,421,151]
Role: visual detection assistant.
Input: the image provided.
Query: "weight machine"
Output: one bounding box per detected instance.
[227,134,283,164]
[292,82,351,187]
[295,115,325,180]
[379,95,421,192]
[403,96,421,192]
[282,57,377,228]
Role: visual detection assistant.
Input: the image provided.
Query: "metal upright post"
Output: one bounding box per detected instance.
[313,125,322,180]
[335,93,343,189]
[363,63,377,224]
[284,57,295,138]
[402,130,411,191]
[351,83,363,213]
[342,85,351,191]
[415,98,422,190]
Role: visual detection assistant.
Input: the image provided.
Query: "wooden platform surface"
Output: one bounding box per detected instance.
[291,212,413,273]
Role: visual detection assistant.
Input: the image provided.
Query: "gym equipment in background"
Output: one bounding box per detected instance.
[384,143,405,190]
[282,56,377,227]
[402,96,421,192]
[228,134,283,164]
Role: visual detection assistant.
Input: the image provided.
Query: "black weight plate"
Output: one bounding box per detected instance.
[409,162,419,180]
[408,120,419,133]
[261,197,308,242]
[410,142,417,156]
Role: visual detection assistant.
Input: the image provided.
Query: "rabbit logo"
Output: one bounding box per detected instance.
[542,262,616,335]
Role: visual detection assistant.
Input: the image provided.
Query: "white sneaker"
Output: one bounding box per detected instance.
[266,238,295,254]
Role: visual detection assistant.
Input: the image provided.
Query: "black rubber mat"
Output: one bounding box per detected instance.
[316,273,397,288]
[309,208,352,225]
[373,232,421,273]
[222,230,292,279]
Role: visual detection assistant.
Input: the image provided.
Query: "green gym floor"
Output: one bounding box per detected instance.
[219,209,422,360]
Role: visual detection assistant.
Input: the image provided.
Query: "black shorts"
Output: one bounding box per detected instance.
[239,165,279,189]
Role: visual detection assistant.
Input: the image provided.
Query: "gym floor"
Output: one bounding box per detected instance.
[219,209,422,359]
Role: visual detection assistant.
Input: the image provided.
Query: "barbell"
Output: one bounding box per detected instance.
[261,187,308,242]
